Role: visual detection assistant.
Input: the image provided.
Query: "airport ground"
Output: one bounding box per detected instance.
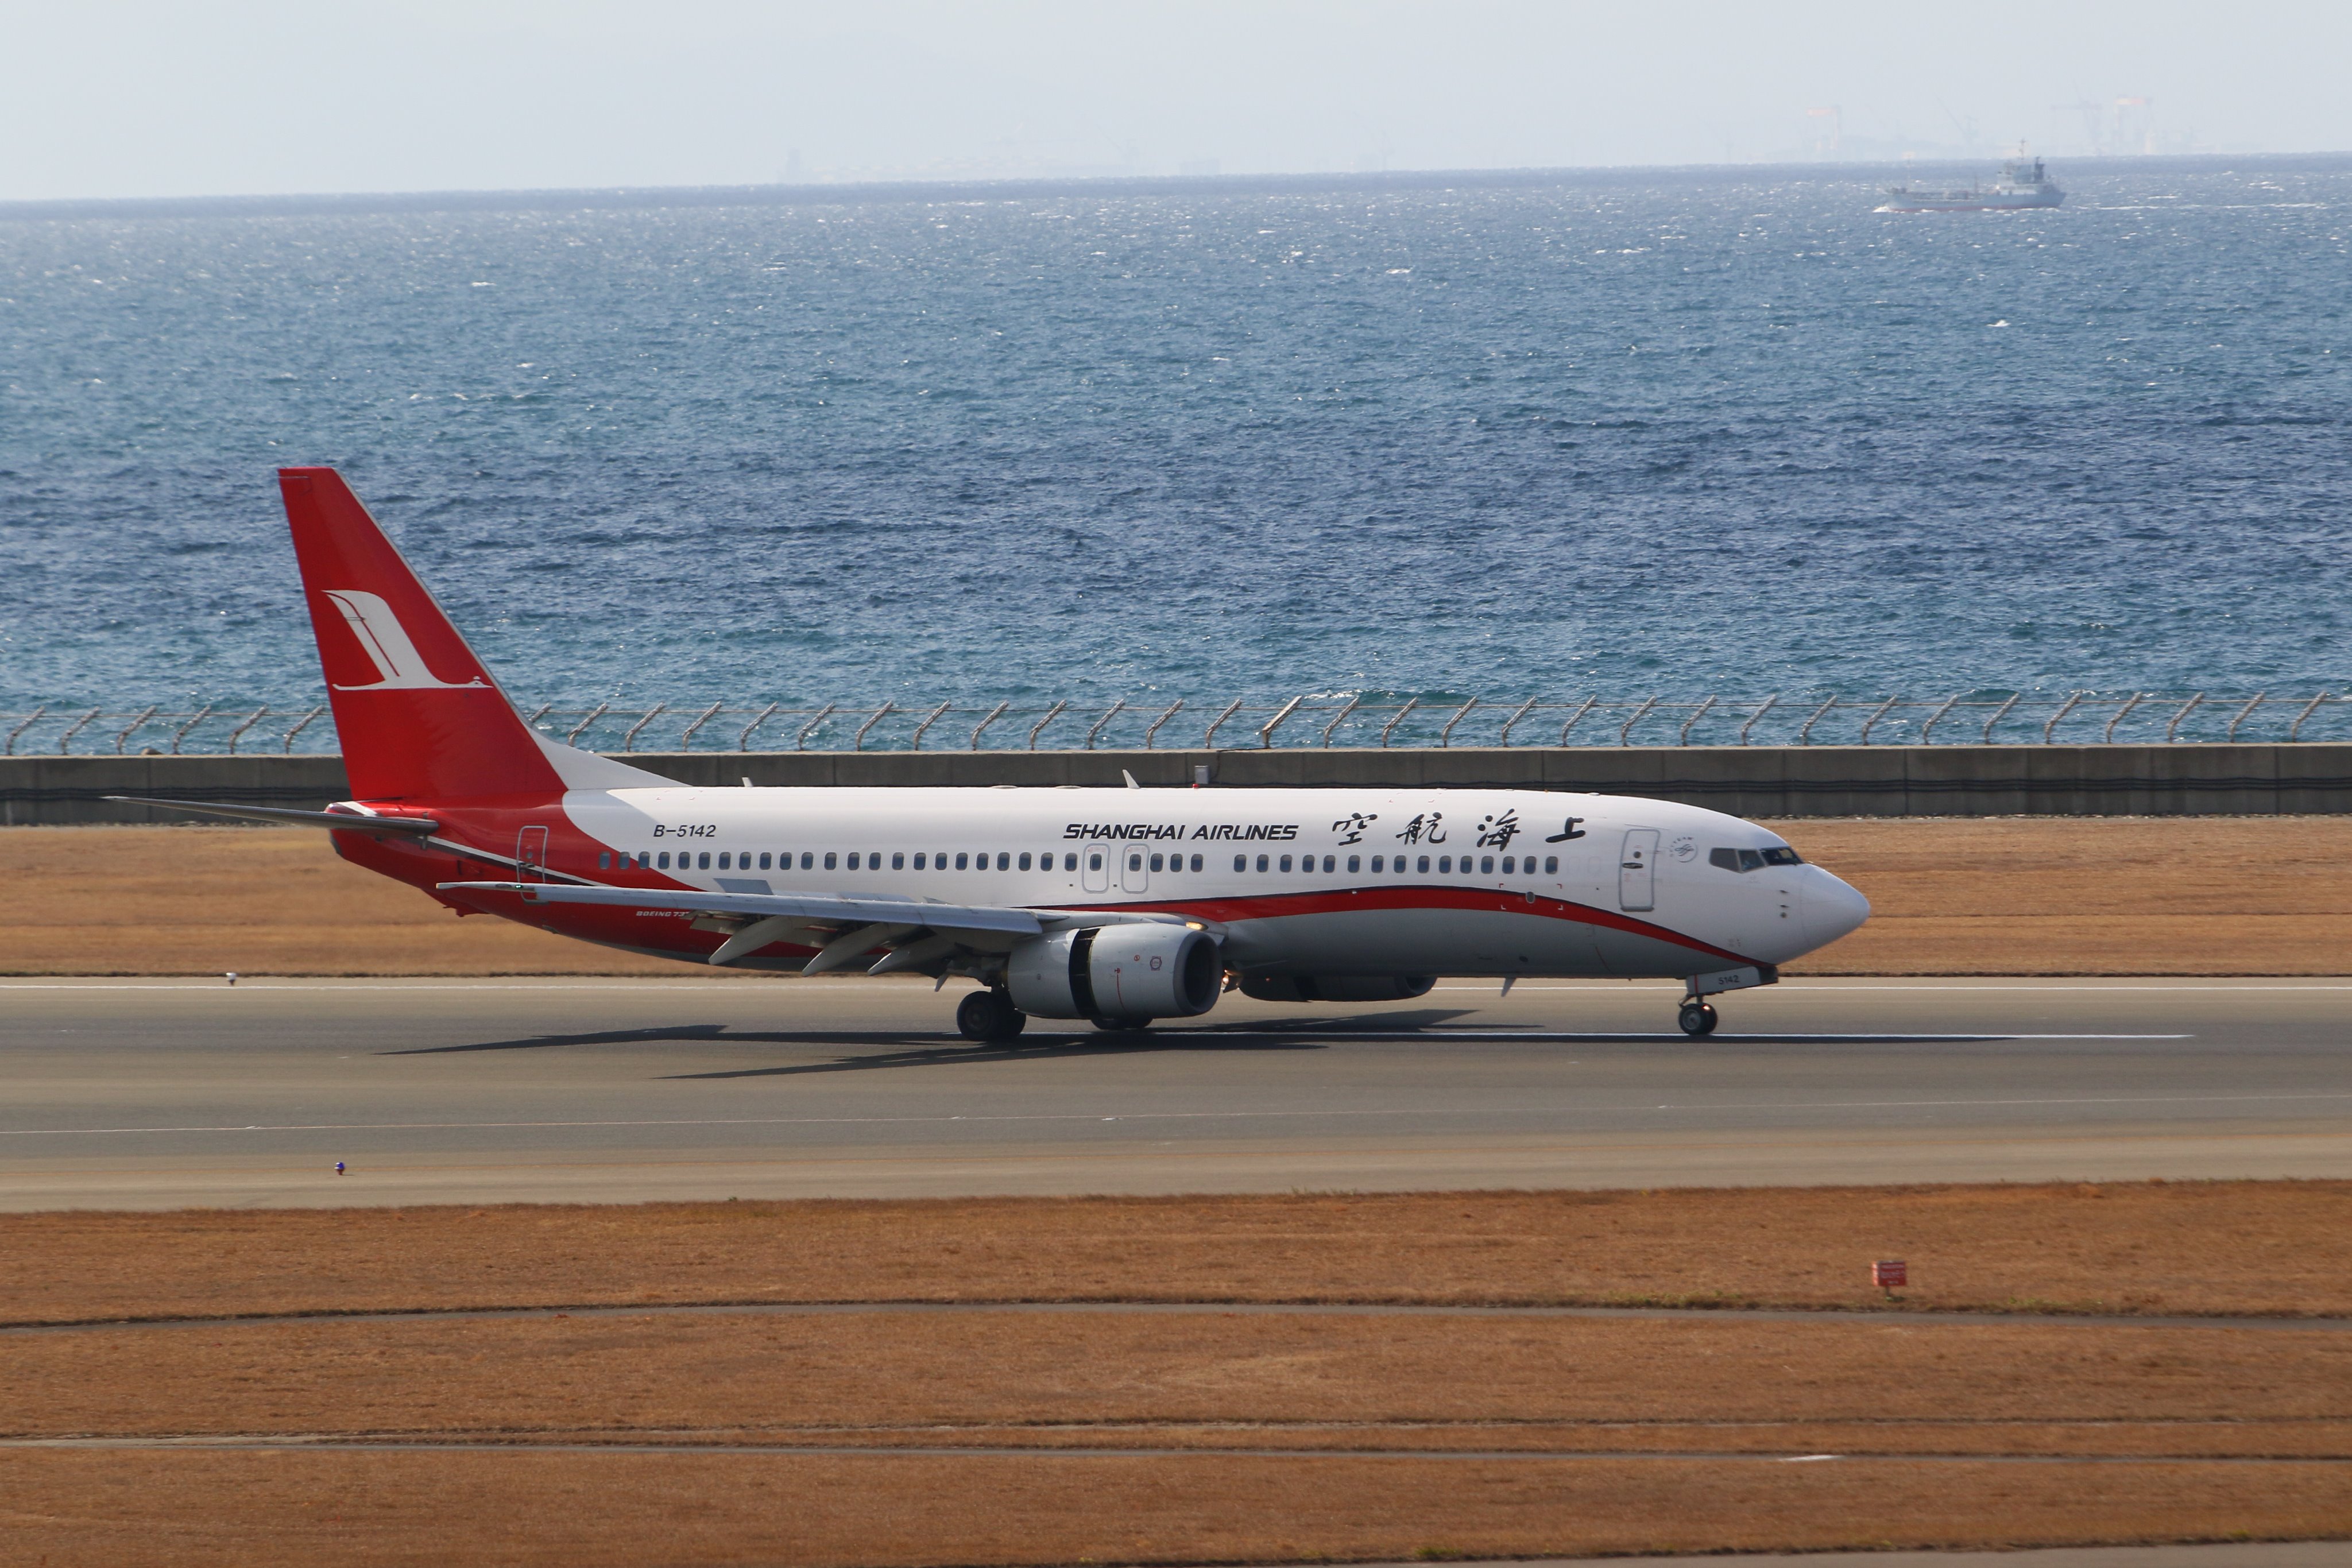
[3,820,2349,1563]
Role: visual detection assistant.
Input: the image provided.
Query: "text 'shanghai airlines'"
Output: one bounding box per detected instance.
[122,470,1870,1040]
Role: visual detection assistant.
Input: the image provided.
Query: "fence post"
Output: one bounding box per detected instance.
[1201,698,1247,750]
[1027,700,1069,750]
[1678,695,1717,746]
[794,703,837,751]
[622,703,667,752]
[908,700,954,751]
[1142,700,1185,749]
[967,700,1010,750]
[2041,692,2084,744]
[1619,696,1659,746]
[1083,699,1127,750]
[854,702,896,752]
[1379,698,1419,748]
[1438,698,1480,748]
[1259,695,1305,749]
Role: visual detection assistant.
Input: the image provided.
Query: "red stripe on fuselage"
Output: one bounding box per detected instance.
[1062,883,1759,967]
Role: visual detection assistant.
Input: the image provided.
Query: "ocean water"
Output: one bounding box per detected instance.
[3,165,2349,749]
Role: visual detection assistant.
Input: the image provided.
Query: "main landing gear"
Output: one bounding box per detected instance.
[957,989,1027,1043]
[1677,998,1719,1037]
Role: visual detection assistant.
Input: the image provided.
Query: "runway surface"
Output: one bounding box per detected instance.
[2,977,2347,1209]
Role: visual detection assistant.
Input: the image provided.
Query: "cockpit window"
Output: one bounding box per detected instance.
[1711,845,1806,873]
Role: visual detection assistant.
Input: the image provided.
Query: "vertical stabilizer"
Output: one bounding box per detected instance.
[279,467,564,801]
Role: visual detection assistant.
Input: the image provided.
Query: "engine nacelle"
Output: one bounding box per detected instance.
[1007,924,1223,1020]
[1238,974,1436,1004]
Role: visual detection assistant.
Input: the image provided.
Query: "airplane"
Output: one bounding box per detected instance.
[118,468,1870,1041]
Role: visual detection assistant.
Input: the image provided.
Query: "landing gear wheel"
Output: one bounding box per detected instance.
[957,990,1027,1042]
[1090,1016,1151,1033]
[1678,1000,1719,1038]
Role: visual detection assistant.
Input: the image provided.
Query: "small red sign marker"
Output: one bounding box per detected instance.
[1873,1259,1908,1292]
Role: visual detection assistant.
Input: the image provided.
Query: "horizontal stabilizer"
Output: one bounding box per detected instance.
[105,797,439,834]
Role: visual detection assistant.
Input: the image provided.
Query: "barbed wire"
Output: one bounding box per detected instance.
[4,691,2347,757]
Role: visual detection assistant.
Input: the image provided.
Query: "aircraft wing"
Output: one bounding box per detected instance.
[436,881,1047,936]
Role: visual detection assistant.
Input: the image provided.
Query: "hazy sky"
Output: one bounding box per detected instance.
[4,1,2349,200]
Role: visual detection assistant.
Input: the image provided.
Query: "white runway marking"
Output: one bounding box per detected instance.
[5,1090,2342,1140]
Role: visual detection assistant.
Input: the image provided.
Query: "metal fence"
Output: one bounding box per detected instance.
[7,692,2350,757]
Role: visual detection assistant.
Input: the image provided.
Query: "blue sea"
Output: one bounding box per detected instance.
[3,164,2349,750]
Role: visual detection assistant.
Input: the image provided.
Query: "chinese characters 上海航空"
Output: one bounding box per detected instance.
[1394,811,1446,845]
[1474,810,1522,850]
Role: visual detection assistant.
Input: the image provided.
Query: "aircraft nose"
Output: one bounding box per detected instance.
[1800,866,1871,950]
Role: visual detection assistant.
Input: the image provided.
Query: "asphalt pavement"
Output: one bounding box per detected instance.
[2,977,2347,1209]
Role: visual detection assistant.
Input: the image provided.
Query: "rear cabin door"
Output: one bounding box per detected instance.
[1618,828,1658,912]
[1082,845,1111,893]
[516,825,550,884]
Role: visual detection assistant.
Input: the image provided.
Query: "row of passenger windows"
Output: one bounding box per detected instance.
[594,847,1566,877]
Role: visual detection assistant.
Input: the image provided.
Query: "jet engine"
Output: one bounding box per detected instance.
[1007,923,1222,1021]
[1238,974,1436,1003]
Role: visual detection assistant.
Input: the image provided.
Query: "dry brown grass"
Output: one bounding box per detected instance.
[1774,816,2352,974]
[4,1450,2343,1568]
[8,1311,2347,1453]
[8,1182,2349,1326]
[8,816,2351,975]
[10,1184,2352,1563]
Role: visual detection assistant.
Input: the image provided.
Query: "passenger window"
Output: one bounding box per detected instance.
[698,852,711,870]
[1128,851,1142,872]
[1018,852,1032,870]
[796,852,810,869]
[1438,855,1451,873]
[1148,853,1163,872]
[1257,854,1270,872]
[1189,854,1202,872]
[1234,854,1247,872]
[1065,853,1079,871]
[1417,855,1430,873]
[1087,851,1101,871]
[892,851,906,869]
[956,852,969,870]
[997,852,1011,870]
[1500,855,1514,874]
[1370,855,1383,872]
[1545,855,1558,874]
[913,853,926,869]
[1738,849,1764,872]
[721,851,735,870]
[1318,854,1332,872]
[848,852,861,870]
[1348,855,1360,873]
[1279,854,1293,872]
[758,852,771,870]
[657,851,671,870]
[1480,855,1494,874]
[597,851,610,869]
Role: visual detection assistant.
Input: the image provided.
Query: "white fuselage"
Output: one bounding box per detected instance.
[555,784,1870,979]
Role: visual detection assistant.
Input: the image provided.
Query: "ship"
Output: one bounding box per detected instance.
[1878,152,2063,212]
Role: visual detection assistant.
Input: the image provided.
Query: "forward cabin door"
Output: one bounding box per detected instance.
[517,825,550,884]
[1618,828,1658,912]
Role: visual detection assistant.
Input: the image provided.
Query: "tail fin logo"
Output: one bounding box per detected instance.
[321,589,488,691]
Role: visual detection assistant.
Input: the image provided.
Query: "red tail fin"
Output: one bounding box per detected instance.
[280,467,563,802]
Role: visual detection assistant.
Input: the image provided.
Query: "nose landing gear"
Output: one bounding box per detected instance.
[1677,998,1719,1037]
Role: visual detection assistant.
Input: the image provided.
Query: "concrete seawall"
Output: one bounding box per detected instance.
[6,745,2348,825]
